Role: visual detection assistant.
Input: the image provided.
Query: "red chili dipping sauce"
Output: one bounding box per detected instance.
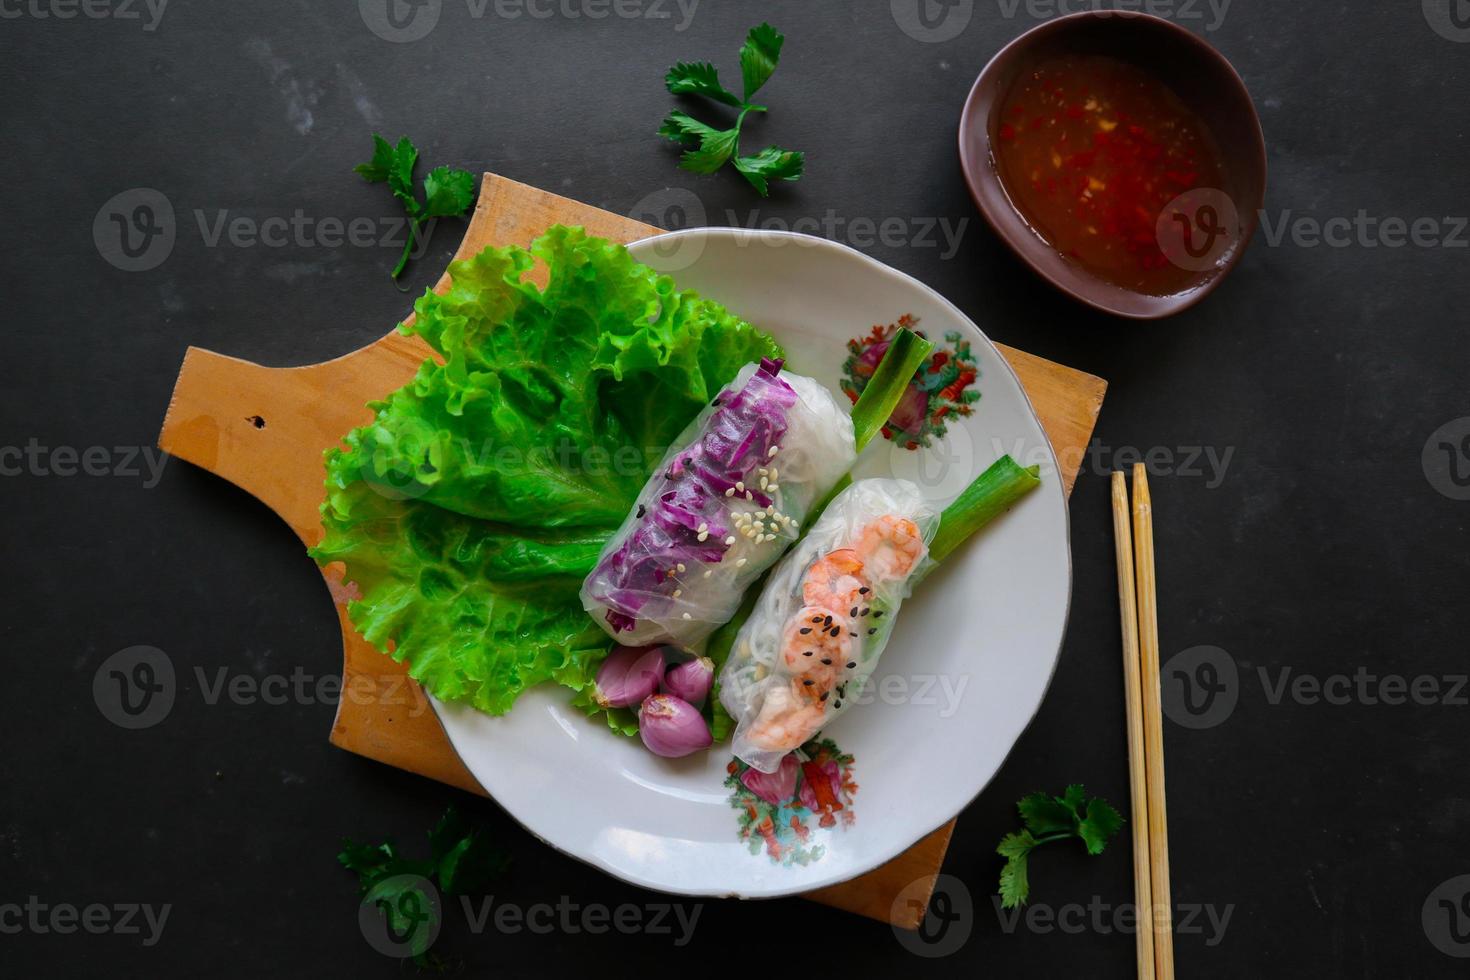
[993,54,1233,296]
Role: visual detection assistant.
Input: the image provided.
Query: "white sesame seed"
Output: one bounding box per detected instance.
[756,510,766,519]
[673,589,682,598]
[682,613,692,620]
[697,531,709,542]
[745,491,753,501]
[735,481,744,492]
[735,558,747,567]
[759,477,769,490]
[704,570,713,578]
[676,563,686,573]
[768,445,778,456]
[768,483,779,492]
[697,523,707,534]
[769,469,778,480]
[725,487,735,497]
[725,535,736,546]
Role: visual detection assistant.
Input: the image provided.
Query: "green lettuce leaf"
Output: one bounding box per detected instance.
[310,226,782,718]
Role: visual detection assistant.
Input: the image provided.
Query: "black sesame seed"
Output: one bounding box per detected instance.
[829,627,842,637]
[858,587,870,595]
[712,396,723,406]
[803,651,813,657]
[820,692,829,702]
[873,611,884,618]
[860,607,870,617]
[803,679,814,686]
[868,628,877,635]
[849,632,858,638]
[821,658,831,665]
[635,504,646,518]
[846,662,856,669]
[850,607,858,617]
[823,615,832,627]
[800,627,812,634]
[811,616,823,624]
[834,701,843,709]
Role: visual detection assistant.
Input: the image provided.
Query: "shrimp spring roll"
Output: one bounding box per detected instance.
[720,478,940,773]
[581,332,933,649]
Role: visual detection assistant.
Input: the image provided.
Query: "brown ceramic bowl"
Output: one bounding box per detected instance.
[959,11,1267,319]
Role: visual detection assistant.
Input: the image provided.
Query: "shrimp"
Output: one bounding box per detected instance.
[746,604,852,752]
[854,515,925,582]
[780,605,851,684]
[802,548,865,608]
[745,680,828,753]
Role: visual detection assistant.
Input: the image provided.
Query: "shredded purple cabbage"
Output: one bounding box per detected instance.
[590,358,798,632]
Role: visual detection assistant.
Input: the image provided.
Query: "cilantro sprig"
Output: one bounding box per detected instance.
[339,808,510,963]
[996,785,1124,909]
[355,134,476,282]
[659,23,804,196]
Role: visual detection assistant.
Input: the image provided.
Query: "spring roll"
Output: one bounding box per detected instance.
[719,478,940,773]
[580,358,856,648]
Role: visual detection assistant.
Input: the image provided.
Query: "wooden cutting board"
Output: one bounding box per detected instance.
[157,173,1106,928]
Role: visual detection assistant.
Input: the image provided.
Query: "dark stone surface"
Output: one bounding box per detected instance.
[3,1,1467,975]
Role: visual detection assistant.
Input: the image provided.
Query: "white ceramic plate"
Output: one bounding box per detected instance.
[432,228,1071,899]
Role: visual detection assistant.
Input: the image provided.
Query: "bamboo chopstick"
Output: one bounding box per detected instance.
[1110,472,1155,980]
[1131,464,1175,980]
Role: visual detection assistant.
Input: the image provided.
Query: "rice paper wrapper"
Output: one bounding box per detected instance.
[720,478,939,773]
[580,360,855,649]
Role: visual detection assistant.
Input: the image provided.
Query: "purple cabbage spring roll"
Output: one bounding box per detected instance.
[579,357,855,647]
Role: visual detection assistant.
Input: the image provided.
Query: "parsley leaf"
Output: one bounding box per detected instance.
[659,23,804,196]
[659,109,723,142]
[665,61,742,106]
[732,146,804,197]
[1079,797,1126,855]
[423,166,476,218]
[996,786,1124,908]
[739,21,784,102]
[681,127,741,175]
[339,807,510,964]
[356,134,476,281]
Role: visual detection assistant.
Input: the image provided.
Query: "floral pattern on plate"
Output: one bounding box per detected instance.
[724,739,857,866]
[839,315,981,450]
